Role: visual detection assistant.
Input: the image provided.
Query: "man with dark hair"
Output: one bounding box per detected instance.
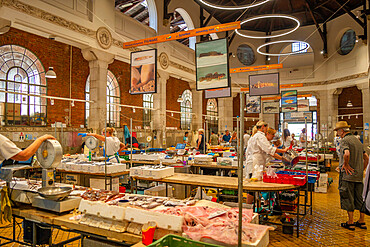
[183,132,189,145]
[209,131,219,146]
[222,130,231,143]
[335,121,369,230]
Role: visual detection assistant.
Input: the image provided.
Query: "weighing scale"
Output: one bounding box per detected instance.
[85,136,101,160]
[32,140,81,213]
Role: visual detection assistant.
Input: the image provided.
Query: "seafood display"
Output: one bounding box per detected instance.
[154,206,268,245]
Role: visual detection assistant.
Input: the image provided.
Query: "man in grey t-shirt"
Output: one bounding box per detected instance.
[336,121,369,230]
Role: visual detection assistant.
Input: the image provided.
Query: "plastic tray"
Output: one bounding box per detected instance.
[263,173,307,186]
[148,234,220,247]
[276,170,318,183]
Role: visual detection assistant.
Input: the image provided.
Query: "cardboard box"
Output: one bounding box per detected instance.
[144,185,173,197]
[318,173,328,187]
[5,103,21,120]
[314,183,327,193]
[64,174,80,185]
[90,177,119,192]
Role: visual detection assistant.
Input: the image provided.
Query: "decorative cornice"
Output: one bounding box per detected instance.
[170,60,195,74]
[2,0,195,75]
[303,72,368,87]
[3,0,95,37]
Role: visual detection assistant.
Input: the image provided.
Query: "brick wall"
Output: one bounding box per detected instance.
[108,59,144,129]
[338,86,363,130]
[0,28,89,127]
[166,77,191,129]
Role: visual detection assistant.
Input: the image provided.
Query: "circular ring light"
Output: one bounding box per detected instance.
[235,14,300,39]
[198,0,270,10]
[256,40,310,56]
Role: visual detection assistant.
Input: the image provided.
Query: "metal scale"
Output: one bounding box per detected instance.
[85,136,103,160]
[32,140,81,213]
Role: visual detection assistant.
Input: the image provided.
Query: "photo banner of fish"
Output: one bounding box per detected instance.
[249,73,279,96]
[281,90,297,112]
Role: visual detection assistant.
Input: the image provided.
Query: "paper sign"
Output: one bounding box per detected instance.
[25,134,32,140]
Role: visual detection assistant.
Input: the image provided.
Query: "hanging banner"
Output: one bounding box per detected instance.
[205,87,231,99]
[281,90,298,113]
[230,64,283,73]
[122,22,241,49]
[196,38,230,90]
[240,83,305,92]
[130,49,157,94]
[249,72,280,96]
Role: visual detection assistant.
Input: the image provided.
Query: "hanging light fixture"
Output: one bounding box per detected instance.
[177,95,184,103]
[45,67,57,78]
[346,100,353,107]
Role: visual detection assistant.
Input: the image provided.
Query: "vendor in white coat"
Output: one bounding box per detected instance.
[245,121,288,179]
[87,127,125,157]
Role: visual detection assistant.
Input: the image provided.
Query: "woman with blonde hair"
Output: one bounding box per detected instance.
[197,128,206,154]
[87,127,124,156]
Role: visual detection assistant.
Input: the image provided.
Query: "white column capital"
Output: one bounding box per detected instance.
[81,47,114,65]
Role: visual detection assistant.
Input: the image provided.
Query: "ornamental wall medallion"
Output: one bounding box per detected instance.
[159,52,169,70]
[96,27,112,49]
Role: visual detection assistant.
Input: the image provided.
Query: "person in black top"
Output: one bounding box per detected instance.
[197,128,205,154]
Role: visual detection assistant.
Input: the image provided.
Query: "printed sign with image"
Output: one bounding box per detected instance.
[130,49,157,94]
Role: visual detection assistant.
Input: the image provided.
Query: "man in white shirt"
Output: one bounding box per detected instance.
[0,134,56,181]
[243,130,251,151]
[0,134,55,165]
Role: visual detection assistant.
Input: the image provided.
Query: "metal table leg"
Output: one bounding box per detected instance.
[297,187,300,238]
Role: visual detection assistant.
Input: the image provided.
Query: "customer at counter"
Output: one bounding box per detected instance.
[230,132,238,147]
[283,129,294,148]
[197,128,206,154]
[209,131,219,146]
[222,130,231,143]
[335,121,369,230]
[299,128,307,147]
[183,132,189,145]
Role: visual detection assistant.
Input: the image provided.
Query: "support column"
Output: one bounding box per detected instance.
[152,70,169,148]
[358,83,370,147]
[191,87,202,131]
[218,97,233,132]
[318,88,340,141]
[82,48,114,132]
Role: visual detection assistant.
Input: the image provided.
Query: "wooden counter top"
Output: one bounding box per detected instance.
[131,173,297,192]
[12,207,141,244]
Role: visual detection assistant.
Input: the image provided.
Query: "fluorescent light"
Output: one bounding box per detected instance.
[235,15,300,39]
[257,40,310,56]
[45,67,56,78]
[198,0,270,10]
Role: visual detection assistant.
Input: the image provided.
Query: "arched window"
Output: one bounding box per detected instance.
[85,71,120,127]
[180,90,192,130]
[116,0,158,31]
[206,99,218,133]
[143,93,153,127]
[171,8,196,49]
[0,45,47,126]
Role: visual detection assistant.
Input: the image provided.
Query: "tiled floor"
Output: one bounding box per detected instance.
[269,161,370,246]
[0,161,369,246]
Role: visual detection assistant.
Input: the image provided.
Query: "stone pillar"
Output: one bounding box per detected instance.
[318,88,340,142]
[358,82,370,147]
[218,97,233,132]
[82,48,114,132]
[152,70,169,148]
[191,87,202,131]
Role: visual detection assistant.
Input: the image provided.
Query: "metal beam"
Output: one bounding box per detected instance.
[334,0,365,27]
[305,0,328,57]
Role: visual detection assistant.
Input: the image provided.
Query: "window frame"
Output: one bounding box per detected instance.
[0,45,47,126]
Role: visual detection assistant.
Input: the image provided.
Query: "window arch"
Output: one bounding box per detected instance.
[206,99,218,133]
[171,8,196,49]
[0,45,47,126]
[180,89,192,130]
[116,0,158,31]
[85,70,120,127]
[143,93,153,127]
